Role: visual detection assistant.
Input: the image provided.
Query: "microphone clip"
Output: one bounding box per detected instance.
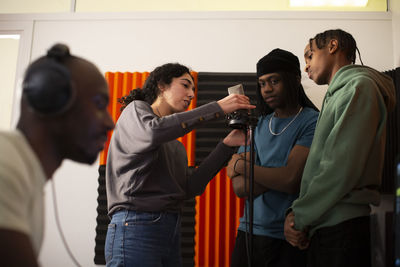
[226,111,249,129]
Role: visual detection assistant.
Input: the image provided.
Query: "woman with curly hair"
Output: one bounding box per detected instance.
[105,62,255,267]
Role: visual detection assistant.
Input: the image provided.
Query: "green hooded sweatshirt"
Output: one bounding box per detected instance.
[291,64,396,237]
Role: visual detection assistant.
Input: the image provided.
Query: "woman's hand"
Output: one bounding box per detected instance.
[217,94,256,114]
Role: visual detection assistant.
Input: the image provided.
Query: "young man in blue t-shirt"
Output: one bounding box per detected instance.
[227,48,319,267]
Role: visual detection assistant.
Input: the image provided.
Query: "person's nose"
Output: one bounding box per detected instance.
[188,89,195,99]
[304,62,310,74]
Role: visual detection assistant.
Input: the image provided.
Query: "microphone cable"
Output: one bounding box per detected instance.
[51,179,82,267]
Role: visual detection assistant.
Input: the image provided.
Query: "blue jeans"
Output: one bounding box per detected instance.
[105,210,182,267]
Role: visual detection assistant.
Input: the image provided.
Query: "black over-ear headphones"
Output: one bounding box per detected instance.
[22,44,76,115]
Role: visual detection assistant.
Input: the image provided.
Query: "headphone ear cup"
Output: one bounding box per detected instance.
[23,61,75,115]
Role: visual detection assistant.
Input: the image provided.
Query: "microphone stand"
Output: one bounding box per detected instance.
[246,114,258,267]
[227,110,258,267]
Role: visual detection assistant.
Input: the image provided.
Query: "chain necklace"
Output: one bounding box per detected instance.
[268,107,303,136]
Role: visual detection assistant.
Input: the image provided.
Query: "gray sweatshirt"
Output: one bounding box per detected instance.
[106,100,235,215]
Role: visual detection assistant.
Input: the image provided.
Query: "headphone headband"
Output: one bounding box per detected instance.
[23,43,76,115]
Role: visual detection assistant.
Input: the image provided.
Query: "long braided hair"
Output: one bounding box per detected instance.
[311,29,363,65]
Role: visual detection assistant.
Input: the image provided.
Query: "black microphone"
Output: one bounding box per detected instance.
[226,84,249,129]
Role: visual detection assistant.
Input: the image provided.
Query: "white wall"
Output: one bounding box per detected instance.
[0,9,397,267]
[0,37,19,130]
[391,0,400,67]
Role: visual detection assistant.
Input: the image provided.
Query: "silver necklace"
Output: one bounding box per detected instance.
[268,107,303,136]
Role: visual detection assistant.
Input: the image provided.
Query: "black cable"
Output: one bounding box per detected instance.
[51,179,82,267]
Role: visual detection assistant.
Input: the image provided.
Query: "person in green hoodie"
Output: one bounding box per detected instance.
[284,29,396,267]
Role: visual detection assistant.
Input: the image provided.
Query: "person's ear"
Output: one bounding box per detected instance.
[328,39,339,54]
[158,82,167,93]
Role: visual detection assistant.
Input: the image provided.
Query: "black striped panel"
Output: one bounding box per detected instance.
[382,67,400,194]
[195,72,258,165]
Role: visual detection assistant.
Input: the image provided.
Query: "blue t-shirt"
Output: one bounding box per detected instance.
[237,106,319,239]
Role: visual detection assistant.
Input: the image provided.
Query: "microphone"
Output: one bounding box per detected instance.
[226,84,249,129]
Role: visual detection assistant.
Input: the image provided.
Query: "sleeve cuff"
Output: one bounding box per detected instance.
[285,207,293,218]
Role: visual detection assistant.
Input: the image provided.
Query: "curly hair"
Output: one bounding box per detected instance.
[256,71,319,116]
[119,63,192,110]
[311,29,362,64]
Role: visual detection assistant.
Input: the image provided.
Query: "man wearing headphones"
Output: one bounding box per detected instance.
[0,44,114,266]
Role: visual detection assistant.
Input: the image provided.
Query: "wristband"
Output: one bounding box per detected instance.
[233,158,245,175]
